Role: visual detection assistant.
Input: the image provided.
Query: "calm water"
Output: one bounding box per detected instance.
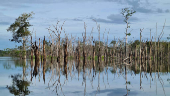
[0,57,170,96]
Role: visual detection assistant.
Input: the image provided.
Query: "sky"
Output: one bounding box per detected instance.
[0,0,170,50]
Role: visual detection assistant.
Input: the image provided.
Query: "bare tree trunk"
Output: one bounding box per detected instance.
[22,59,26,80]
[43,36,46,61]
[168,42,170,72]
[140,30,142,71]
[33,41,39,77]
[64,40,68,79]
[43,55,46,84]
[150,36,152,74]
[58,34,61,63]
[78,38,80,64]
[157,38,159,72]
[93,41,95,70]
[125,20,128,60]
[135,45,137,74]
[140,29,142,89]
[23,37,26,59]
[49,38,53,63]
[145,42,147,72]
[31,36,33,61]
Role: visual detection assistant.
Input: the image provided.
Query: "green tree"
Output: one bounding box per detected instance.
[7,12,34,59]
[121,8,136,57]
[131,40,140,49]
[94,41,104,47]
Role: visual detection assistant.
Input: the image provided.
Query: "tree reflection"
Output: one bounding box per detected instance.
[7,74,31,96]
[24,56,169,96]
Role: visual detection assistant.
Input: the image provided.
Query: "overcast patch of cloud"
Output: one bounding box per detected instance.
[72,18,83,21]
[124,0,156,13]
[0,3,30,8]
[89,14,138,24]
[0,0,59,9]
[105,0,170,14]
[165,9,170,13]
[0,22,10,25]
[0,13,14,26]
[0,0,102,4]
[156,8,170,13]
[157,8,163,13]
[0,0,169,14]
[135,7,153,13]
[104,0,152,13]
[165,26,170,29]
[0,0,57,4]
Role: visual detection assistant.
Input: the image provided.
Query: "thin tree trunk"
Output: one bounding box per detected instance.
[64,40,68,79]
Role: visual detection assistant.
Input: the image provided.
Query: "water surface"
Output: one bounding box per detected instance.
[0,57,170,96]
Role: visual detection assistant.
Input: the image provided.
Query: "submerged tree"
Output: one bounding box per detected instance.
[121,8,136,57]
[7,12,34,59]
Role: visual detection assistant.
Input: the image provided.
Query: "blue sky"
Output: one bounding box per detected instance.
[0,0,170,50]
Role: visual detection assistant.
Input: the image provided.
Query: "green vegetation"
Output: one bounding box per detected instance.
[7,12,34,59]
[0,50,9,56]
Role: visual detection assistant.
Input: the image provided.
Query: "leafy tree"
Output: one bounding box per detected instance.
[121,8,136,57]
[94,41,104,47]
[7,12,34,58]
[131,40,140,49]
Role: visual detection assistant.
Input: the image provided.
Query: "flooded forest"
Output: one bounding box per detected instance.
[1,20,170,96]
